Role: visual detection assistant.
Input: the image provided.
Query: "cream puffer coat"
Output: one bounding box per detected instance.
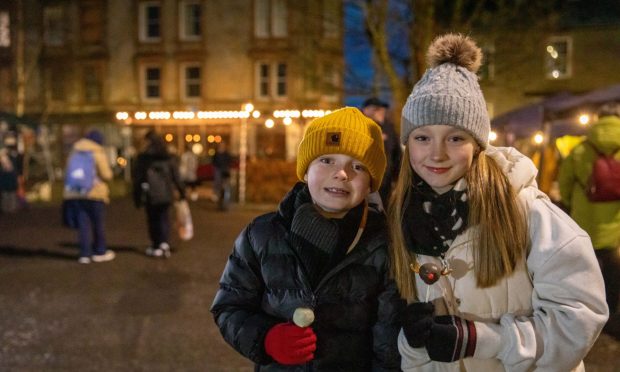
[398,146,609,372]
[62,138,113,203]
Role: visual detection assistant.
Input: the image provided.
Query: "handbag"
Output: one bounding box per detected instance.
[174,199,194,241]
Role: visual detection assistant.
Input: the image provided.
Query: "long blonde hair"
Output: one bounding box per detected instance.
[388,145,529,302]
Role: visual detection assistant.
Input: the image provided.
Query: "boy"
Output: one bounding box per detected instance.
[211,107,403,370]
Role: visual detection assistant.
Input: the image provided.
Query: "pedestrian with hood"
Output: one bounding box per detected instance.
[391,34,608,371]
[63,129,114,264]
[558,102,620,339]
[133,130,186,258]
[211,107,404,370]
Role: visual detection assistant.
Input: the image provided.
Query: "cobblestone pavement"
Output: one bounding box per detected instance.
[0,197,618,371]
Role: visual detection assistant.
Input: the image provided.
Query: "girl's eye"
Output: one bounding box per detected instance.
[448,136,465,142]
[414,135,429,142]
[319,157,332,164]
[353,163,366,171]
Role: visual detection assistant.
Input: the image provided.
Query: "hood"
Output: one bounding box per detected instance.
[73,138,103,152]
[485,146,538,194]
[587,115,620,154]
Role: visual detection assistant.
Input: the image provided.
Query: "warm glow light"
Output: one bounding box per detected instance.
[283,117,292,125]
[578,114,590,125]
[185,134,193,142]
[165,133,174,142]
[265,119,275,128]
[533,132,544,145]
[207,135,215,143]
[552,70,560,79]
[116,157,127,167]
[193,134,201,142]
[115,112,129,120]
[488,131,497,142]
[191,143,204,155]
[252,110,261,118]
[244,103,254,112]
[135,112,147,120]
[214,135,222,143]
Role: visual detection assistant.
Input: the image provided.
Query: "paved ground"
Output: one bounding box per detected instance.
[0,195,618,371]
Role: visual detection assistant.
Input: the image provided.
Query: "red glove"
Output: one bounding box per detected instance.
[264,323,317,365]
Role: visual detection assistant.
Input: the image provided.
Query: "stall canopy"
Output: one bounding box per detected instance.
[491,84,620,139]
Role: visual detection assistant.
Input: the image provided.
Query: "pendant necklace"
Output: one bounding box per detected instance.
[410,253,453,302]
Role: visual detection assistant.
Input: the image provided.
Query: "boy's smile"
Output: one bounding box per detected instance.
[304,154,371,218]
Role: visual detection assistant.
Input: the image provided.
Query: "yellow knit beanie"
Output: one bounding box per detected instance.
[296,107,387,192]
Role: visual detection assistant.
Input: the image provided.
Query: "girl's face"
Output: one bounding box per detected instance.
[304,154,371,218]
[407,125,479,194]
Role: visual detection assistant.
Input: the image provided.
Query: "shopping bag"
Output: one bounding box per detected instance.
[175,199,194,241]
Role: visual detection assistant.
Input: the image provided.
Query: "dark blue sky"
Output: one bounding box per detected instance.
[343,1,411,108]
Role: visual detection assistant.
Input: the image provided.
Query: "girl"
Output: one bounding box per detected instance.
[390,33,608,371]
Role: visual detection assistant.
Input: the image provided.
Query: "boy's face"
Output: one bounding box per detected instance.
[304,154,371,218]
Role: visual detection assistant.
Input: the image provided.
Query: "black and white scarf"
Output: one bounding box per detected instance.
[403,176,469,256]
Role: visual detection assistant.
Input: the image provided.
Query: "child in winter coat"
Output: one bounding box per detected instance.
[211,107,404,371]
[390,34,608,371]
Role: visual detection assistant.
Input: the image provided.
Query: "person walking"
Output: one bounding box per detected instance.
[361,97,401,207]
[180,144,199,201]
[62,130,114,264]
[211,107,404,370]
[558,102,620,338]
[390,33,608,371]
[212,141,232,211]
[132,130,186,258]
[0,133,22,213]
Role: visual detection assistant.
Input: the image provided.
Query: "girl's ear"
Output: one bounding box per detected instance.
[303,173,308,182]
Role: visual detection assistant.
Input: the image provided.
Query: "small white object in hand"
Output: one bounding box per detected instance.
[293,307,315,328]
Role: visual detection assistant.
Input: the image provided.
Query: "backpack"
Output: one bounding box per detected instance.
[145,160,174,205]
[583,141,620,202]
[64,151,96,194]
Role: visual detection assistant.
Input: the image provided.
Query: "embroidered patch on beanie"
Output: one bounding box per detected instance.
[296,107,387,192]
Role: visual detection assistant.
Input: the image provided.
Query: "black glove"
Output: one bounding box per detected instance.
[402,302,435,348]
[426,315,477,362]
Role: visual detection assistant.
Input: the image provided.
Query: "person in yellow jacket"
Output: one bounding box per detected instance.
[558,102,620,335]
[63,130,114,264]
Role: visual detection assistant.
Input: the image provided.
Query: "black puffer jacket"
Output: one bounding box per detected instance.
[211,183,404,371]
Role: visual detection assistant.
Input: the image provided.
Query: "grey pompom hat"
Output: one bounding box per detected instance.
[400,34,490,148]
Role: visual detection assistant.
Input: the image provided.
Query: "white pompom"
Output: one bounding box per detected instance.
[293,307,315,328]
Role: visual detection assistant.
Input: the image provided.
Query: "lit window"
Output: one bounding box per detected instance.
[322,0,340,38]
[180,1,202,40]
[254,0,287,38]
[545,36,572,79]
[258,63,270,97]
[0,12,10,47]
[276,63,287,97]
[256,62,287,99]
[143,66,162,100]
[43,6,65,46]
[182,64,202,99]
[139,2,161,42]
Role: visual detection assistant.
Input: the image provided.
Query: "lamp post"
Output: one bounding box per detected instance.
[239,103,253,205]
